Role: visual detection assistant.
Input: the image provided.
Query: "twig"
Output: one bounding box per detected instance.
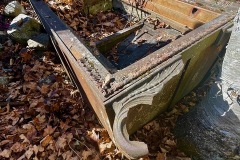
[0,101,28,107]
[73,137,92,151]
[68,141,82,159]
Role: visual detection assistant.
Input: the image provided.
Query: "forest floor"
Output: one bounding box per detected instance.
[0,0,234,159]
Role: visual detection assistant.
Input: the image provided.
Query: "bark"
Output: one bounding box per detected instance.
[174,9,240,160]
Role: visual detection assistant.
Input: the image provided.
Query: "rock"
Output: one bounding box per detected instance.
[7,14,42,44]
[0,76,9,85]
[4,1,26,17]
[27,33,50,50]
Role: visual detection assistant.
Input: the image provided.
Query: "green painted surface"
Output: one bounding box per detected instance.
[170,30,221,106]
[97,29,137,54]
[126,62,184,135]
[125,28,228,134]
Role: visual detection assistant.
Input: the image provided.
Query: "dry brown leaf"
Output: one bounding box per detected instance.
[99,141,113,154]
[40,84,50,95]
[65,132,73,143]
[165,139,176,146]
[20,48,32,62]
[25,147,34,159]
[160,147,168,153]
[56,136,67,150]
[69,20,79,28]
[65,14,71,19]
[23,124,37,141]
[82,150,93,160]
[11,142,24,153]
[38,145,44,152]
[102,22,115,27]
[62,150,73,159]
[6,103,10,113]
[32,156,39,160]
[156,152,166,160]
[40,135,53,147]
[43,125,56,137]
[33,114,46,131]
[71,156,80,160]
[60,121,70,132]
[33,145,39,155]
[30,61,46,72]
[48,153,57,160]
[17,153,26,160]
[0,149,12,158]
[88,128,99,142]
[23,82,37,93]
[19,134,30,144]
[0,140,11,146]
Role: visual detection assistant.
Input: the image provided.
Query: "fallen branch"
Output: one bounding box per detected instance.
[0,101,28,107]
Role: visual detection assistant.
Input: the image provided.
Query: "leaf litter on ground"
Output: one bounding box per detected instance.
[0,0,217,159]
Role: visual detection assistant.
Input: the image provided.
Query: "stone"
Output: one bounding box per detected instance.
[27,33,50,50]
[7,14,42,44]
[4,1,26,17]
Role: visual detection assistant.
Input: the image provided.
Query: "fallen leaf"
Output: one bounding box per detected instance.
[82,150,93,160]
[60,121,70,132]
[0,149,12,158]
[62,150,73,159]
[23,82,37,93]
[56,136,67,150]
[19,134,30,144]
[25,147,34,159]
[38,145,44,152]
[156,152,166,160]
[0,140,11,146]
[165,139,176,146]
[11,142,24,153]
[40,135,53,147]
[20,48,32,62]
[43,125,56,137]
[65,132,73,143]
[33,145,39,155]
[102,22,115,27]
[99,141,113,154]
[88,128,99,142]
[48,153,57,160]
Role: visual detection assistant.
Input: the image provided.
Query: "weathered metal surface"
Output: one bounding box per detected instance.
[109,13,233,97]
[113,58,184,158]
[30,0,238,159]
[96,22,144,54]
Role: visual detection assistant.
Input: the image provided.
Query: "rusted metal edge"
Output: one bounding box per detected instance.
[106,13,234,98]
[29,0,111,99]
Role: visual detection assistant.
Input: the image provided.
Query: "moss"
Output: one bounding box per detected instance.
[84,0,112,15]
